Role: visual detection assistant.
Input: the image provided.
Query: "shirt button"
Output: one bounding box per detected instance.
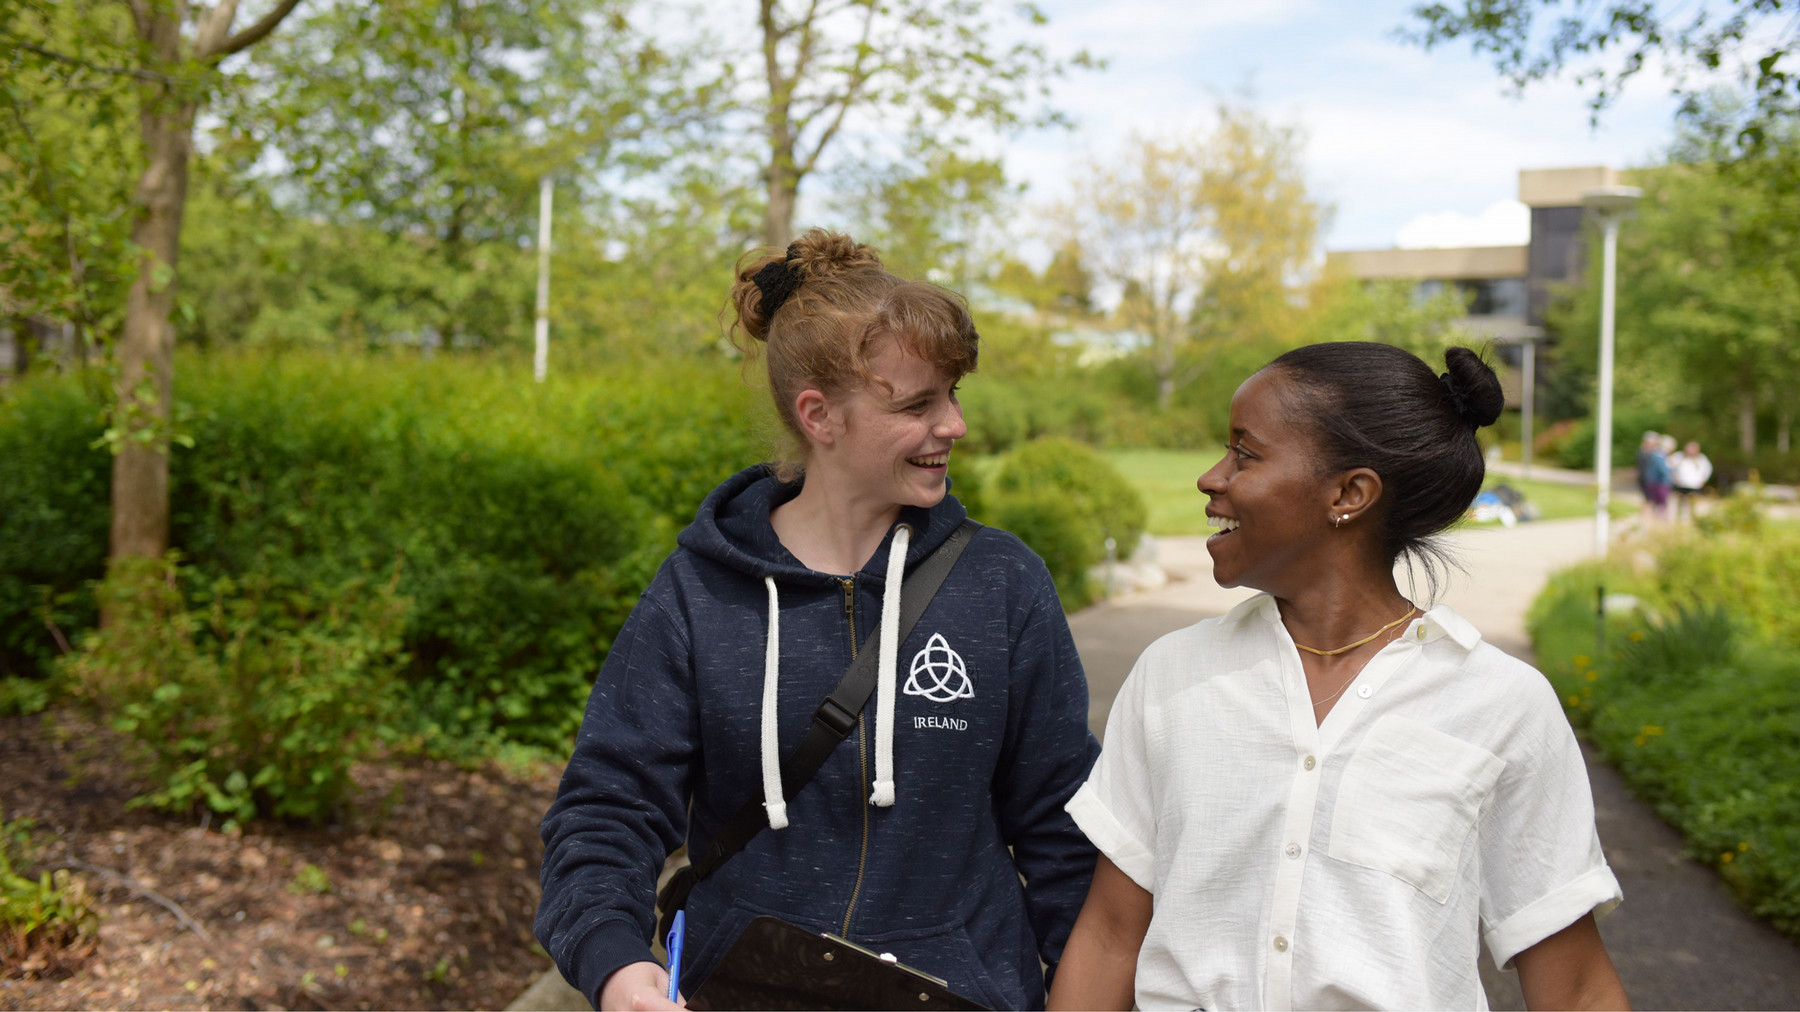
[1273,935,1289,952]
[1285,843,1301,859]
[1303,755,1316,771]
[1417,626,1427,640]
[1356,685,1373,698]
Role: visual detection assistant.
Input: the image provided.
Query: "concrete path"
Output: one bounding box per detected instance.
[511,517,1800,1010]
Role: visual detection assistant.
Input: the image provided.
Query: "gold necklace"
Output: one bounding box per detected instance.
[1293,606,1418,657]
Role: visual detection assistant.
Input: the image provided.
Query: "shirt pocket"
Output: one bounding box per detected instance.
[1327,715,1505,903]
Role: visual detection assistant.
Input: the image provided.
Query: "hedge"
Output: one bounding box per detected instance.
[1527,519,1800,941]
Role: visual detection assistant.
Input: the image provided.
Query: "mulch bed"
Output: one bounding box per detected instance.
[0,709,565,1010]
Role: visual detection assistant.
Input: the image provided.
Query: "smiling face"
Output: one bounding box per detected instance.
[827,334,968,510]
[1196,369,1342,594]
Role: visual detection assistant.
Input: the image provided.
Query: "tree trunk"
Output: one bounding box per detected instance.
[1739,389,1756,458]
[109,95,196,565]
[765,157,797,249]
[1156,325,1176,411]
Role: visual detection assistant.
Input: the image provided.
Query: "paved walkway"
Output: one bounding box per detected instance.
[512,517,1800,1010]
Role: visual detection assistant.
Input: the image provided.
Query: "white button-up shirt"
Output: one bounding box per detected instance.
[1067,594,1621,1011]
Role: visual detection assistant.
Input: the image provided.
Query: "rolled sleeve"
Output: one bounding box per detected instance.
[1477,676,1623,968]
[1485,862,1623,968]
[1066,781,1156,890]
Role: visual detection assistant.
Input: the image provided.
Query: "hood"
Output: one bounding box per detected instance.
[676,464,970,586]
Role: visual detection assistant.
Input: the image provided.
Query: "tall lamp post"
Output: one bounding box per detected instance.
[1581,185,1641,557]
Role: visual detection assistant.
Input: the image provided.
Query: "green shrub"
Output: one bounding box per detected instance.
[957,375,1112,457]
[992,437,1146,558]
[0,380,109,681]
[63,554,409,825]
[1653,530,1800,648]
[1528,540,1800,941]
[2,350,767,753]
[1552,405,1666,471]
[1,811,99,978]
[988,489,1100,610]
[986,437,1148,609]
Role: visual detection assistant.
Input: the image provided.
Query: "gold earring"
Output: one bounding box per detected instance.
[1334,513,1349,527]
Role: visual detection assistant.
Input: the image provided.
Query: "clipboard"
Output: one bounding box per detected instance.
[686,915,990,1011]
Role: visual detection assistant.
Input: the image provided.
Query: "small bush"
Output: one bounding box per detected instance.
[992,437,1146,558]
[1,812,99,979]
[63,554,409,825]
[0,380,109,682]
[1552,405,1666,471]
[986,438,1147,609]
[987,490,1099,609]
[1654,529,1800,649]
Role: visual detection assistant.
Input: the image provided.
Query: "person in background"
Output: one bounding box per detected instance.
[535,229,1099,1011]
[1048,342,1628,1011]
[1636,431,1669,523]
[1668,440,1714,522]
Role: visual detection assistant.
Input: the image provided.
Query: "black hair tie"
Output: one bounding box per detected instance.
[1439,372,1476,428]
[752,242,804,319]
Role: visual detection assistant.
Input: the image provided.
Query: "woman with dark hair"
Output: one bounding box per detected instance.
[536,230,1099,1011]
[1048,342,1628,1011]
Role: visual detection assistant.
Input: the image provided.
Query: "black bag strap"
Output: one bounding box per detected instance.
[690,518,979,884]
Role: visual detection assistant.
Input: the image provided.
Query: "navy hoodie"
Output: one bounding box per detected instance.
[536,465,1100,1009]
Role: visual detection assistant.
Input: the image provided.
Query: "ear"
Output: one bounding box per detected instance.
[1328,467,1384,526]
[793,387,841,448]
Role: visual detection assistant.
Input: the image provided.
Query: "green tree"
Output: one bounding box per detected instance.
[826,148,1015,284]
[752,0,1086,247]
[0,2,144,366]
[225,0,718,350]
[1555,129,1800,456]
[3,0,305,567]
[1402,1,1798,137]
[1299,274,1471,360]
[1060,103,1323,409]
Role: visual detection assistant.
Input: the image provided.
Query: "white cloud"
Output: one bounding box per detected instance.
[1393,200,1530,248]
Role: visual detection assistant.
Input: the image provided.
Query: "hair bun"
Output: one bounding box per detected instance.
[728,229,884,343]
[1441,346,1504,429]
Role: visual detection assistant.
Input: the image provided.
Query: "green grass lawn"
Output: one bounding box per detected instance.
[1107,448,1631,536]
[1485,476,1636,523]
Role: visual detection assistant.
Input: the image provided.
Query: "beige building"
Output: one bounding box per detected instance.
[1326,166,1631,407]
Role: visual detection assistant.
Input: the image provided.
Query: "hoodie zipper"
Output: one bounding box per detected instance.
[838,576,872,936]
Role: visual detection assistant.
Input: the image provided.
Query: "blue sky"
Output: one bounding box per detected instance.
[1009,0,1687,252]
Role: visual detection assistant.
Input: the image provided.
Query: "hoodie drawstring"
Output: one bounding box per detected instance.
[759,523,911,829]
[759,575,789,830]
[870,524,910,808]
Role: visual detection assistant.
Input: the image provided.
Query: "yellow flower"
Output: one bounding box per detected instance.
[1628,630,1645,642]
[1739,841,1751,852]
[1722,852,1735,864]
[1633,735,1646,746]
[1642,725,1664,736]
[1573,654,1592,669]
[1566,695,1580,707]
[1586,670,1599,682]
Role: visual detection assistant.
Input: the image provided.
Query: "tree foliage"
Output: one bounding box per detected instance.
[1554,113,1800,455]
[1060,103,1323,408]
[0,0,143,350]
[753,0,1088,246]
[214,0,726,349]
[1402,0,1799,139]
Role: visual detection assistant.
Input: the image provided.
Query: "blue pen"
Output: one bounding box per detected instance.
[666,910,686,1003]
